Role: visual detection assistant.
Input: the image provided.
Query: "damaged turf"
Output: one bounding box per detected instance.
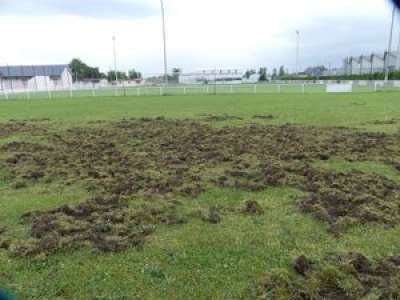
[11,196,185,256]
[1,118,400,255]
[258,252,400,300]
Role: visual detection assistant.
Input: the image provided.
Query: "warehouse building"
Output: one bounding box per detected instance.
[0,65,72,92]
[179,69,245,85]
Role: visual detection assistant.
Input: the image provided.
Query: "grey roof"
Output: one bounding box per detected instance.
[0,65,68,78]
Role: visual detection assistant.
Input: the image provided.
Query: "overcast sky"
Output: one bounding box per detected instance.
[0,0,399,75]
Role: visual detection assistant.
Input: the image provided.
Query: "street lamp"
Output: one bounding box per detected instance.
[397,13,400,70]
[296,30,300,77]
[384,5,396,83]
[160,0,168,86]
[112,36,118,83]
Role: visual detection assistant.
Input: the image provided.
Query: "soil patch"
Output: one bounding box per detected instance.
[258,252,400,299]
[1,119,400,254]
[200,114,243,122]
[11,196,186,256]
[365,118,400,125]
[0,122,44,139]
[297,169,400,236]
[202,207,222,224]
[241,200,264,215]
[252,115,275,120]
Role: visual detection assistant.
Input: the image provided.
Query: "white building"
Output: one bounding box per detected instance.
[179,69,245,85]
[0,65,73,92]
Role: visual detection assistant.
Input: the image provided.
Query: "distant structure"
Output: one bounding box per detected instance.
[0,65,72,92]
[324,51,400,76]
[179,69,245,84]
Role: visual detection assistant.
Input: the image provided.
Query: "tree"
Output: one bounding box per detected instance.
[107,71,128,82]
[69,58,105,82]
[258,67,268,81]
[272,68,278,80]
[304,65,327,77]
[128,69,142,80]
[279,66,286,78]
[172,68,182,82]
[244,69,256,79]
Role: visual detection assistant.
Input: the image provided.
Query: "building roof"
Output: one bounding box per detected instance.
[0,65,68,78]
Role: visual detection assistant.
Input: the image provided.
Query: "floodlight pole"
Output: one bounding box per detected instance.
[296,30,300,77]
[384,5,396,82]
[112,36,119,83]
[397,14,400,71]
[160,0,168,86]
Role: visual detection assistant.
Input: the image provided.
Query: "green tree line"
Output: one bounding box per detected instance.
[69,58,142,82]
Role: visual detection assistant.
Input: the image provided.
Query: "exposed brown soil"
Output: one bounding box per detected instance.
[11,196,186,256]
[199,114,244,122]
[252,115,275,120]
[365,118,400,125]
[202,206,222,224]
[0,227,10,250]
[242,200,264,215]
[258,252,400,300]
[1,118,400,255]
[297,169,400,236]
[0,122,45,139]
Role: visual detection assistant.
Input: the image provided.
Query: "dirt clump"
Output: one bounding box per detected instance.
[0,122,45,139]
[391,160,400,172]
[241,200,264,215]
[252,115,275,120]
[12,196,186,256]
[258,252,400,300]
[202,207,222,224]
[0,228,10,250]
[366,118,399,125]
[200,114,243,122]
[1,118,400,253]
[292,255,313,276]
[297,169,400,235]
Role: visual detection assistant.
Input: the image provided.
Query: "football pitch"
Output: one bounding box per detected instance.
[1,92,400,299]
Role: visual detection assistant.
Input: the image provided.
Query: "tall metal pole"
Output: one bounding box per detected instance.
[112,36,119,83]
[396,12,400,70]
[385,5,396,82]
[160,0,168,86]
[296,30,300,77]
[32,65,38,92]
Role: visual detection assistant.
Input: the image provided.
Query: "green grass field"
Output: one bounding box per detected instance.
[0,92,400,127]
[1,93,400,299]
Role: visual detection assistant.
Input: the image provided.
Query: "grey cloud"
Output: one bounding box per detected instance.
[0,0,157,19]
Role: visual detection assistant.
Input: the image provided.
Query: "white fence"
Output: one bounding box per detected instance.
[1,81,400,100]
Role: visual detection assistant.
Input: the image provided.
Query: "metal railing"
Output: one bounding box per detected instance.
[1,81,400,100]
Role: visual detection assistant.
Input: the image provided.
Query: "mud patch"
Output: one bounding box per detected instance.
[0,227,10,250]
[252,115,275,120]
[241,200,264,215]
[22,118,51,123]
[297,169,400,235]
[202,207,222,224]
[258,252,400,300]
[10,196,186,256]
[0,122,44,139]
[1,119,400,254]
[365,118,400,125]
[200,114,243,122]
